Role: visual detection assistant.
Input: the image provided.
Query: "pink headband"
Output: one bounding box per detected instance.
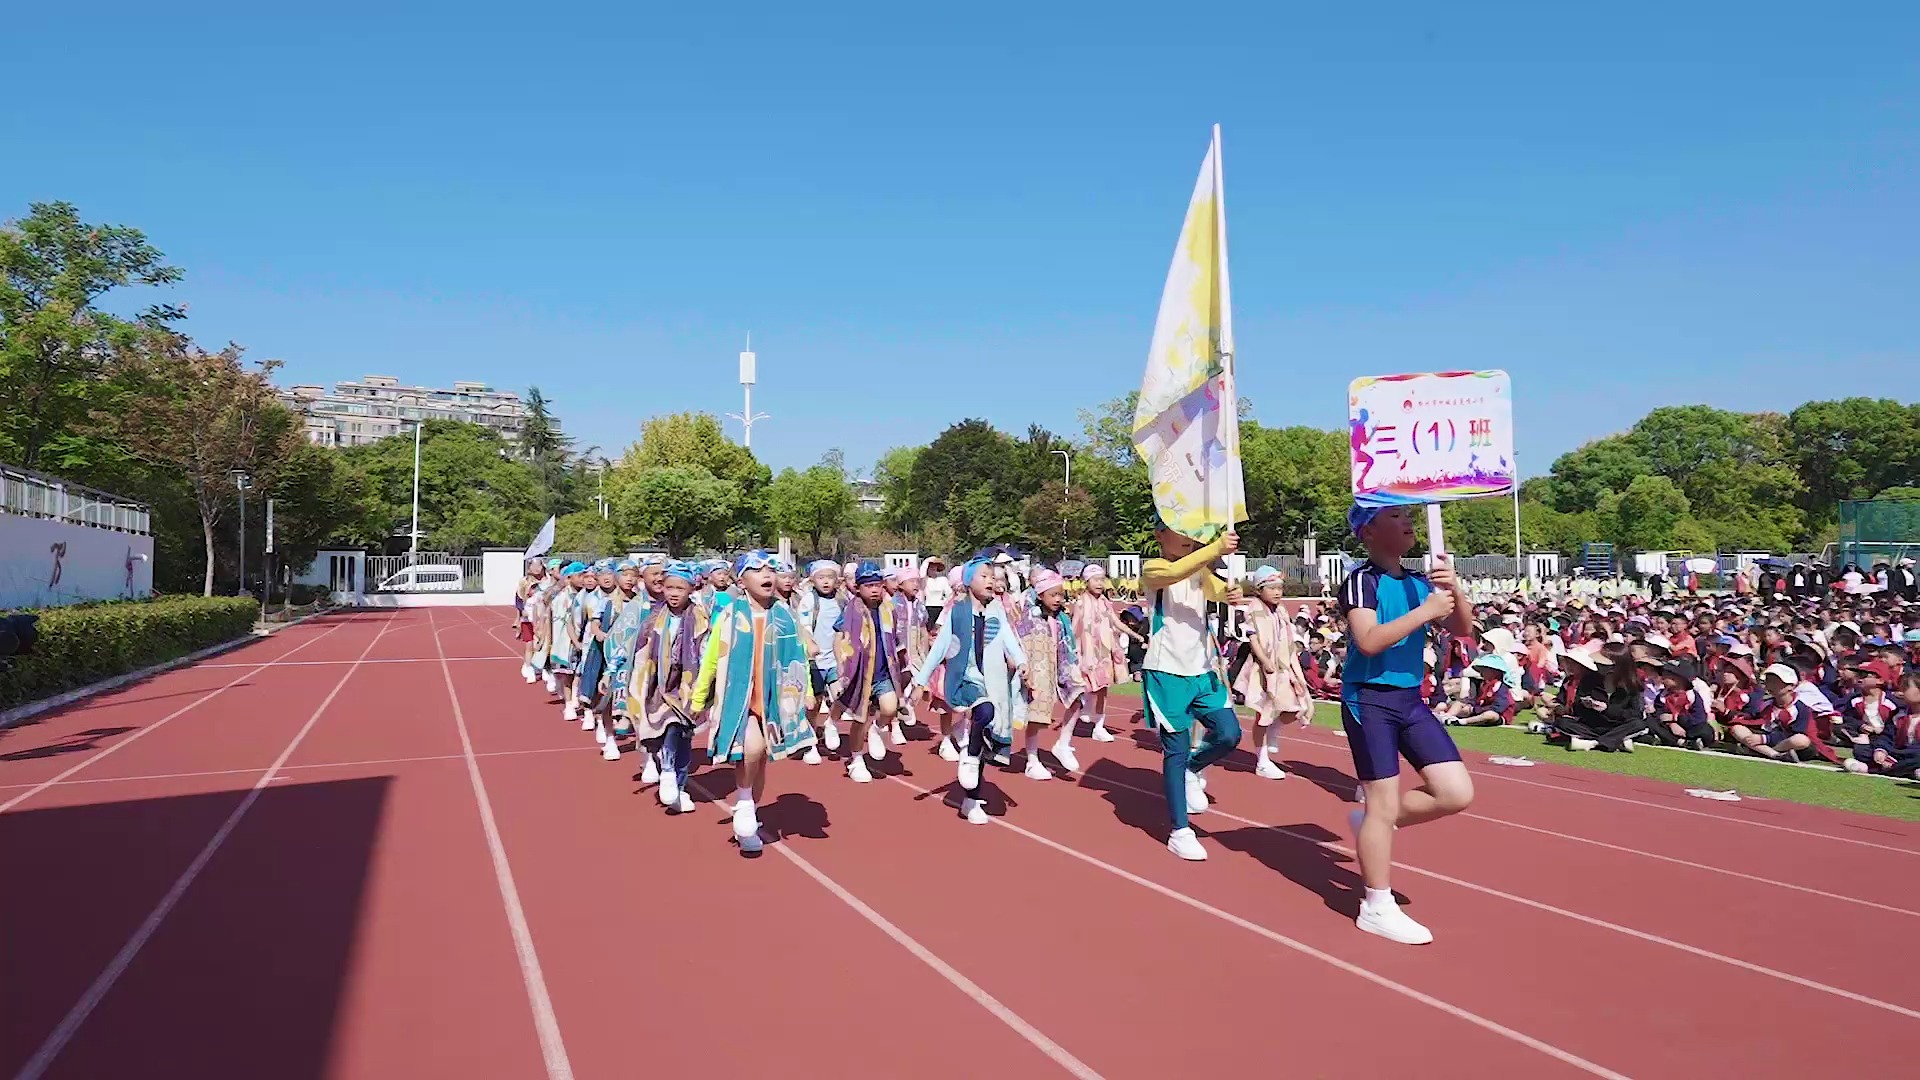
[947,566,964,589]
[1081,565,1107,580]
[1030,568,1064,594]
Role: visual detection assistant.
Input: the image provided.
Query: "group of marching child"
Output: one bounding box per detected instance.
[507,543,1327,854]
[506,504,1475,948]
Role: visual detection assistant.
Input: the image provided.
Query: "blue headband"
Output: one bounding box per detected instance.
[855,560,886,586]
[736,550,776,575]
[961,557,991,587]
[807,559,837,575]
[616,558,638,571]
[664,561,696,583]
[561,561,587,575]
[1347,501,1384,535]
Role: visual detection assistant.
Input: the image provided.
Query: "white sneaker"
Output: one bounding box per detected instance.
[957,755,982,792]
[1618,738,1635,753]
[822,723,841,751]
[847,756,873,784]
[544,674,559,694]
[563,700,577,721]
[1052,742,1080,773]
[732,802,762,853]
[674,791,694,813]
[992,751,1011,766]
[1356,901,1433,945]
[1090,722,1116,743]
[1568,736,1599,752]
[1024,756,1051,781]
[1255,758,1287,780]
[1167,827,1207,861]
[961,798,989,825]
[1193,769,1209,790]
[601,738,620,762]
[938,737,961,762]
[867,725,886,761]
[522,668,537,684]
[580,710,595,732]
[641,755,661,785]
[890,721,906,745]
[659,768,680,807]
[802,746,823,765]
[1184,770,1209,814]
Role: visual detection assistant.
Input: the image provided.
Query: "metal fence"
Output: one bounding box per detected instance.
[0,463,151,535]
[367,553,485,592]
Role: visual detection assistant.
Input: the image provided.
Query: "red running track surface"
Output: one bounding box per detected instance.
[3,606,1917,1079]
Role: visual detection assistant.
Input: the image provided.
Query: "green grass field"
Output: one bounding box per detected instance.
[1103,682,1920,822]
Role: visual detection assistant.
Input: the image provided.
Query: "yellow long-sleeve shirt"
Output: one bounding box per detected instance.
[1140,536,1230,677]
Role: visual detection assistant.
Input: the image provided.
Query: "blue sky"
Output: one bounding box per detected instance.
[6,3,1915,478]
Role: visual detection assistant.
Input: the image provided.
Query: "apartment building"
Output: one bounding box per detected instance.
[280,376,527,448]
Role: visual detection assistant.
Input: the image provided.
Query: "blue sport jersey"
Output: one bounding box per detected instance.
[1337,562,1431,693]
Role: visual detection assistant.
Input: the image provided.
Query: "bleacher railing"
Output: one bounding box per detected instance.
[0,464,151,536]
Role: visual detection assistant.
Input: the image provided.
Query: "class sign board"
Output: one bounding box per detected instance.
[1348,370,1515,507]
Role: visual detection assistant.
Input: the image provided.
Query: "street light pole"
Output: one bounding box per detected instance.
[1051,449,1072,557]
[409,419,423,563]
[230,470,252,597]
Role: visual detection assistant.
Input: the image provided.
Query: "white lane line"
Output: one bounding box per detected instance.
[429,610,574,1080]
[684,774,1103,1079]
[0,620,350,814]
[776,841,1106,1079]
[1265,734,1920,916]
[1068,767,1920,1022]
[878,774,1630,1079]
[1280,724,1920,856]
[12,613,401,1080]
[0,745,597,791]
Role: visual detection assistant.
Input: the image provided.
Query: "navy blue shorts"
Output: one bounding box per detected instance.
[1340,684,1463,782]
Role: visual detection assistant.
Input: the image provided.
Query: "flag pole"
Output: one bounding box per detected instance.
[1212,123,1236,541]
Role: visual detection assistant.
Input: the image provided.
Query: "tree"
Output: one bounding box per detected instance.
[1239,423,1351,554]
[1546,435,1649,512]
[93,331,292,594]
[613,465,739,555]
[553,509,619,558]
[260,440,360,578]
[1075,453,1157,555]
[1019,484,1098,559]
[1607,474,1691,551]
[871,445,920,533]
[1077,392,1139,466]
[765,465,856,556]
[1,202,183,469]
[614,412,768,540]
[1787,398,1920,519]
[336,420,544,553]
[944,482,1022,553]
[908,419,1022,530]
[1628,406,1802,526]
[1439,497,1519,557]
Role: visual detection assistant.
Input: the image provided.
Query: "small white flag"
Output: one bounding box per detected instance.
[523,515,557,561]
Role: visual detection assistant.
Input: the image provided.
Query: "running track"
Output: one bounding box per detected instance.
[3,608,1916,1079]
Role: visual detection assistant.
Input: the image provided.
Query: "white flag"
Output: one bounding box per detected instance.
[523,515,557,561]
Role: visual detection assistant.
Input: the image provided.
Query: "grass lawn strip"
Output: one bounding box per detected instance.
[1102,682,1920,823]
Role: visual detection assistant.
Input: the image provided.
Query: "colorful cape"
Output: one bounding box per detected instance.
[603,590,650,713]
[626,601,710,740]
[832,596,906,718]
[695,599,815,763]
[913,595,1026,743]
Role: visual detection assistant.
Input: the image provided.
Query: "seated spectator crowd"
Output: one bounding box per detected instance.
[1252,566,1920,779]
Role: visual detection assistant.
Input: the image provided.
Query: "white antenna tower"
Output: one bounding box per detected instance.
[725,332,770,448]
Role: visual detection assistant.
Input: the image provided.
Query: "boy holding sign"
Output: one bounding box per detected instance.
[1344,369,1514,944]
[1339,503,1476,944]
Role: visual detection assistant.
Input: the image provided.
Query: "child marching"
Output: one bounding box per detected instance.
[627,561,712,812]
[908,557,1027,826]
[1233,565,1313,779]
[828,561,908,783]
[690,551,817,854]
[1339,503,1476,944]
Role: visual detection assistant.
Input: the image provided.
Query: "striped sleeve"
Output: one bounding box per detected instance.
[1338,566,1378,615]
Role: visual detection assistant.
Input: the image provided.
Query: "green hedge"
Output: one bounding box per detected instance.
[0,596,260,710]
